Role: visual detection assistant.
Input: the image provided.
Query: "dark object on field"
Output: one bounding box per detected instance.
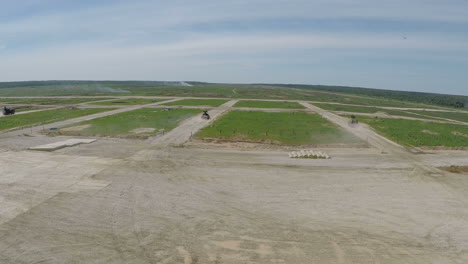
[164,108,172,111]
[50,128,58,130]
[349,115,358,125]
[3,107,15,115]
[202,111,210,120]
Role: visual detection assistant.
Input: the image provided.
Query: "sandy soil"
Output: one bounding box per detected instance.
[1,98,468,263]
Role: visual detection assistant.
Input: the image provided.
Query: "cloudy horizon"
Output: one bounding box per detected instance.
[1,0,467,95]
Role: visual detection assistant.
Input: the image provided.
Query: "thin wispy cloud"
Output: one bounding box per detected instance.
[0,0,467,95]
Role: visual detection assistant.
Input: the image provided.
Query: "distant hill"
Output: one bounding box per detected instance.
[267,84,468,109]
[0,80,466,109]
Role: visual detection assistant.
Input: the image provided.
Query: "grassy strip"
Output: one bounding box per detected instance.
[163,99,228,107]
[314,103,382,113]
[234,100,305,109]
[60,108,200,137]
[90,98,161,105]
[0,108,114,131]
[0,98,113,105]
[197,111,361,145]
[357,116,468,147]
[406,110,468,123]
[316,103,440,120]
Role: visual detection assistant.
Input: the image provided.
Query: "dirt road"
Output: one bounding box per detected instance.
[146,100,238,147]
[1,140,468,263]
[301,102,446,174]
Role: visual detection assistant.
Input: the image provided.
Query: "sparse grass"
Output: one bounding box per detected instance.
[0,98,112,105]
[316,103,440,120]
[197,111,362,145]
[90,98,161,105]
[406,110,468,123]
[0,108,113,131]
[356,116,468,147]
[163,99,228,107]
[234,100,305,109]
[313,103,383,113]
[60,108,200,137]
[14,106,47,112]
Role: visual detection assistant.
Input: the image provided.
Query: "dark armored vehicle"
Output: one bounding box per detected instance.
[201,110,210,120]
[3,107,15,116]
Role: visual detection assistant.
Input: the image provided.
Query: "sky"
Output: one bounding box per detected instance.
[0,0,467,95]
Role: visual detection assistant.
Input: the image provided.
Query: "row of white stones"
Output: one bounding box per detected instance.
[289,150,330,159]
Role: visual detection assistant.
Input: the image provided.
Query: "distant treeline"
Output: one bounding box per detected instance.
[0,81,185,89]
[1,81,466,108]
[269,84,468,109]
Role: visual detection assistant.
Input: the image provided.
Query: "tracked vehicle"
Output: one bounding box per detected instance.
[3,107,15,116]
[201,110,210,120]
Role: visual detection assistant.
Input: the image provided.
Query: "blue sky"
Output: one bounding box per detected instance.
[0,0,467,95]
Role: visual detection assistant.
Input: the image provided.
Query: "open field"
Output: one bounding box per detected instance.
[407,110,468,123]
[1,89,468,263]
[0,98,112,105]
[357,116,468,147]
[89,98,161,105]
[315,103,443,120]
[0,81,453,110]
[234,100,305,109]
[60,108,200,138]
[0,108,113,131]
[162,99,229,107]
[197,111,362,145]
[14,106,47,112]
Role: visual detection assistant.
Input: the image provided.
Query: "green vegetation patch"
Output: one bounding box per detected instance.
[357,116,468,147]
[60,108,200,137]
[90,98,161,105]
[163,99,228,107]
[197,111,361,145]
[0,98,112,105]
[234,100,305,109]
[0,108,113,131]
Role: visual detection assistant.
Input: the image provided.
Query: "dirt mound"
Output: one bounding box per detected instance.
[440,166,468,174]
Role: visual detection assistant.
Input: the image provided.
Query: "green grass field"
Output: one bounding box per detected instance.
[197,111,361,145]
[0,108,113,131]
[234,100,305,109]
[357,116,468,147]
[163,99,228,107]
[0,98,112,105]
[90,98,161,105]
[60,108,200,137]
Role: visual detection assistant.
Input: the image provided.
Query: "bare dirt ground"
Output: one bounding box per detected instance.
[0,98,468,263]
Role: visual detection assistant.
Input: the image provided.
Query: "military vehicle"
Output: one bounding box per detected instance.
[201,110,210,120]
[3,107,15,116]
